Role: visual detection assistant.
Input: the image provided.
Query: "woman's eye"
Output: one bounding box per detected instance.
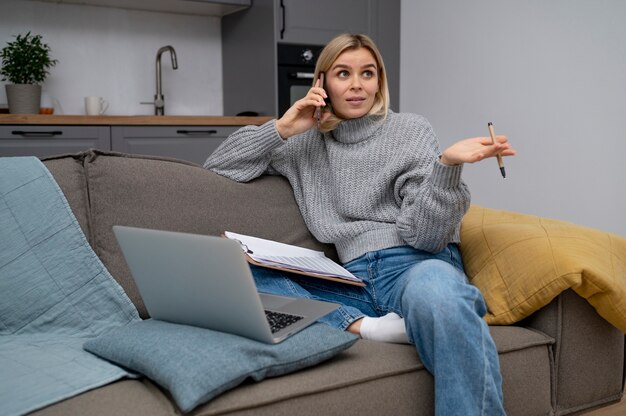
[363,70,375,78]
[338,70,349,78]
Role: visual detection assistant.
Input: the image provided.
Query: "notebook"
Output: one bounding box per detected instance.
[112,225,340,344]
[224,231,365,286]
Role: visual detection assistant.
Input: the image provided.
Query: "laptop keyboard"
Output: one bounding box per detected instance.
[265,310,304,334]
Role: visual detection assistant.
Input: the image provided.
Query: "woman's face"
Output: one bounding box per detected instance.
[325,47,379,119]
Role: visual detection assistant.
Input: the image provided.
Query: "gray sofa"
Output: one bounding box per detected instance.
[33,150,624,416]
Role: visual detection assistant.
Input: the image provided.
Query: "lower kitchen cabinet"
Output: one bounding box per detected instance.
[111,126,238,165]
[0,126,110,158]
[0,125,239,165]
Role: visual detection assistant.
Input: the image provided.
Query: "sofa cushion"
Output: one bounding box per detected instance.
[190,326,553,416]
[29,379,175,416]
[35,325,554,416]
[84,320,358,413]
[460,205,626,332]
[80,151,337,317]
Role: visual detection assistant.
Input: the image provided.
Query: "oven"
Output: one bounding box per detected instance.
[277,43,324,117]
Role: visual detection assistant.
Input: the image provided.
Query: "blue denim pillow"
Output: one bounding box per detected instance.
[84,319,357,412]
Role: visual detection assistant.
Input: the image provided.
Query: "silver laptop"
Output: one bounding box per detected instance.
[113,225,340,344]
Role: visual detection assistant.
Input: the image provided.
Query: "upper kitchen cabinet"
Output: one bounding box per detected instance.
[277,0,375,45]
[23,0,251,16]
[222,0,400,117]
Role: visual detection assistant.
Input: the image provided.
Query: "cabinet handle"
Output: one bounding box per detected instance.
[290,72,315,80]
[12,130,63,137]
[176,129,218,135]
[280,0,285,40]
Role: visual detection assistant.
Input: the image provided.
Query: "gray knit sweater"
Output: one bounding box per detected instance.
[204,111,470,263]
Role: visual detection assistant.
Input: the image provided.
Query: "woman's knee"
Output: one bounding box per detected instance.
[400,260,486,319]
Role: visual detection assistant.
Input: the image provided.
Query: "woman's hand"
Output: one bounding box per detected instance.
[275,79,329,139]
[440,135,516,166]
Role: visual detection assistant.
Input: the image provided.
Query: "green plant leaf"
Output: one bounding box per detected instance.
[0,31,58,84]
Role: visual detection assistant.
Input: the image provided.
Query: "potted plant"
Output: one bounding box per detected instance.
[0,32,58,114]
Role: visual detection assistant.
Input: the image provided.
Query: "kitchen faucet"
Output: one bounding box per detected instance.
[154,45,178,116]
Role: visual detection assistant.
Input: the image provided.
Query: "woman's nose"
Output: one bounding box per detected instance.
[350,76,362,89]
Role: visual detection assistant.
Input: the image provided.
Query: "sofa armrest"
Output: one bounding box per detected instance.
[521,289,624,415]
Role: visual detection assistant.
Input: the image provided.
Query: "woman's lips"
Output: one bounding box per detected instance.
[346,97,366,105]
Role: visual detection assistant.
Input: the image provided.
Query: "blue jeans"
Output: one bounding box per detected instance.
[252,244,505,416]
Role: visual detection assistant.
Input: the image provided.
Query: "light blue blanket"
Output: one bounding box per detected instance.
[0,157,139,416]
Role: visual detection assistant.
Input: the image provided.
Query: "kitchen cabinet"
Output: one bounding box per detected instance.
[1,124,236,164]
[111,126,238,166]
[222,0,400,117]
[0,116,269,163]
[0,126,110,158]
[276,0,376,45]
[24,0,251,17]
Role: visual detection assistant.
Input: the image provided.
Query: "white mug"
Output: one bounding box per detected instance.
[85,96,109,115]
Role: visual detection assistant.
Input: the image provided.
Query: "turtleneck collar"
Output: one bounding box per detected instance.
[330,113,387,144]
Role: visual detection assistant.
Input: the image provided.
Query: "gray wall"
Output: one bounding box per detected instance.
[400,0,626,238]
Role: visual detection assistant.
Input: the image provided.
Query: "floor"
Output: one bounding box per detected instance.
[583,396,626,416]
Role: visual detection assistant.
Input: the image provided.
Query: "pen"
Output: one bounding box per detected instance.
[315,72,325,130]
[487,122,506,178]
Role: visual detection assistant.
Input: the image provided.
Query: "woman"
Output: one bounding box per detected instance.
[205,33,515,415]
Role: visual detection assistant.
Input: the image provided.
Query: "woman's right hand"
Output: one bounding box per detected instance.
[275,79,329,139]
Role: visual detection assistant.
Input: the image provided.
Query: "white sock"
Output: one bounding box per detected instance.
[359,312,410,344]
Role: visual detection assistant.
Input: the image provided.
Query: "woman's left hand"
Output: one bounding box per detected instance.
[440,135,516,166]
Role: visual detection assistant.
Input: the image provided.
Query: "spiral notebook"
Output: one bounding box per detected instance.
[224,231,365,287]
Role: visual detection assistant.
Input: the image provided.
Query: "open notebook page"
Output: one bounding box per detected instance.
[224,231,361,283]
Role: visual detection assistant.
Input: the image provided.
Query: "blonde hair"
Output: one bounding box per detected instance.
[314,34,390,133]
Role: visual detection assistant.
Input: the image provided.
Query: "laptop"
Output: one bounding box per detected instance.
[112,225,340,344]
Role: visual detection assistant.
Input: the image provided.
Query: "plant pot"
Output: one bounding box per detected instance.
[5,84,42,114]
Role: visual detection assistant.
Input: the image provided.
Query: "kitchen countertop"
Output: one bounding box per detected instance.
[0,114,274,126]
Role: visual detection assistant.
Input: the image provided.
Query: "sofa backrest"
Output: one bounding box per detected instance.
[43,150,338,317]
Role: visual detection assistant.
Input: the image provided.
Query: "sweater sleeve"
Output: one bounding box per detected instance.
[395,120,471,253]
[203,120,285,182]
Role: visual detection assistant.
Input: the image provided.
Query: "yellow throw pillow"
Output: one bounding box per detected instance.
[460,205,626,333]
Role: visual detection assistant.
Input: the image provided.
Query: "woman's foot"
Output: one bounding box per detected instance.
[351,313,410,344]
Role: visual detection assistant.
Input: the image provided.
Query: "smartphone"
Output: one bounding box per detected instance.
[315,72,325,128]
